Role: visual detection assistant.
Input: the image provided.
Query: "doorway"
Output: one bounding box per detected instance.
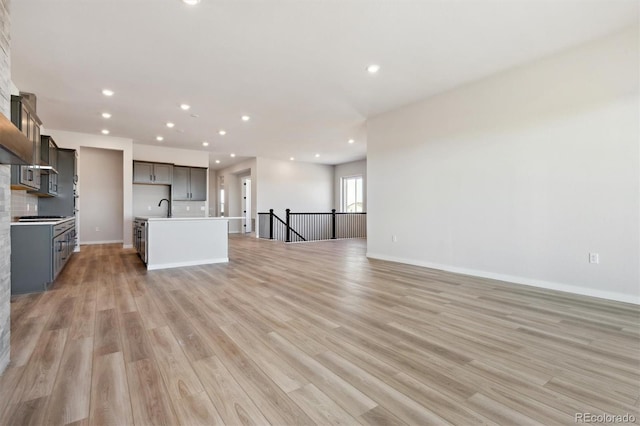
[242,177,252,233]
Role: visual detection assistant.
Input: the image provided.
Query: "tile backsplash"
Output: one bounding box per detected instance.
[10,190,39,220]
[133,184,206,218]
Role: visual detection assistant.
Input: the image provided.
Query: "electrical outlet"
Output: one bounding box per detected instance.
[589,253,599,264]
[148,206,152,211]
[186,206,190,211]
[96,227,100,232]
[392,235,397,243]
[26,204,30,211]
[200,206,205,211]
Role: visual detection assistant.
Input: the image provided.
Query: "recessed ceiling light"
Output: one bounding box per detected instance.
[101,129,110,135]
[348,139,355,144]
[367,64,380,74]
[219,130,226,136]
[101,112,111,119]
[180,104,191,111]
[230,153,236,157]
[215,160,220,164]
[202,141,209,147]
[290,157,295,161]
[241,115,250,122]
[182,0,200,5]
[102,89,114,97]
[156,136,164,141]
[315,153,320,158]
[166,122,175,128]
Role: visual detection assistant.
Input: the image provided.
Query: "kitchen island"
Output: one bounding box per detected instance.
[134,216,238,270]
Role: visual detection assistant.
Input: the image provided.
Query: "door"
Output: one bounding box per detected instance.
[242,177,252,233]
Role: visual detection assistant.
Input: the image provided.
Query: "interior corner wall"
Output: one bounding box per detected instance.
[47,129,134,248]
[79,147,123,244]
[334,159,367,211]
[366,26,639,304]
[256,157,333,218]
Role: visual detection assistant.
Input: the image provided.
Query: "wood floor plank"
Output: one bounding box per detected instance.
[44,337,93,425]
[94,308,121,356]
[120,311,153,363]
[127,358,178,426]
[89,352,134,426]
[267,331,378,417]
[148,325,204,400]
[2,237,637,426]
[173,391,225,426]
[19,329,68,402]
[288,383,360,426]
[192,355,271,426]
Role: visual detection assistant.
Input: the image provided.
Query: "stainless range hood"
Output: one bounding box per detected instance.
[0,111,32,165]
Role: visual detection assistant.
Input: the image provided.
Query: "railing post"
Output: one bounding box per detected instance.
[285,209,291,243]
[331,209,336,239]
[269,209,274,240]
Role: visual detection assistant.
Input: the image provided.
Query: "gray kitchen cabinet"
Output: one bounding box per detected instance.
[29,135,59,197]
[133,161,173,184]
[172,166,207,201]
[10,95,42,191]
[39,149,77,217]
[10,218,76,294]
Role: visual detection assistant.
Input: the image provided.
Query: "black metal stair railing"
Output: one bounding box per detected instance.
[258,209,366,242]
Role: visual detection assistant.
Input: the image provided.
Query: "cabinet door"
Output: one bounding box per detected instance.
[133,162,154,184]
[20,105,29,138]
[49,141,58,169]
[153,164,173,184]
[189,168,207,201]
[33,124,41,164]
[172,166,190,201]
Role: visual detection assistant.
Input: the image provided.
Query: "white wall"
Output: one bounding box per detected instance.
[334,159,367,211]
[79,147,123,244]
[257,157,333,217]
[367,26,639,304]
[48,129,134,248]
[133,144,208,167]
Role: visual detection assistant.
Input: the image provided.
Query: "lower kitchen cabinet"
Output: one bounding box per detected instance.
[10,218,76,294]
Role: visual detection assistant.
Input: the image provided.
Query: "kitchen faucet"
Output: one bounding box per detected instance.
[158,198,172,218]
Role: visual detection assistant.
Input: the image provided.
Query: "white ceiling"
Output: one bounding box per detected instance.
[10,0,638,170]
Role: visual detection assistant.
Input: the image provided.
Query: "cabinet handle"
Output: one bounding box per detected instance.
[150,174,153,181]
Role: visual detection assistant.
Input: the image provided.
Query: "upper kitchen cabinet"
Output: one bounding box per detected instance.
[10,95,42,190]
[133,161,173,185]
[29,136,59,197]
[172,166,207,201]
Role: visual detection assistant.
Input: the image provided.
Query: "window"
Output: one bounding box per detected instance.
[341,176,363,212]
[220,188,225,216]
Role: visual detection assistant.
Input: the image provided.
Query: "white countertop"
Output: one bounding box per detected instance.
[135,216,244,221]
[11,217,75,226]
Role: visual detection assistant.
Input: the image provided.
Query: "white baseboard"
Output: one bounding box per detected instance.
[366,252,639,305]
[81,240,124,245]
[147,257,229,271]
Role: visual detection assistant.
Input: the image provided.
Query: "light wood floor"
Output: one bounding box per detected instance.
[1,236,638,425]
